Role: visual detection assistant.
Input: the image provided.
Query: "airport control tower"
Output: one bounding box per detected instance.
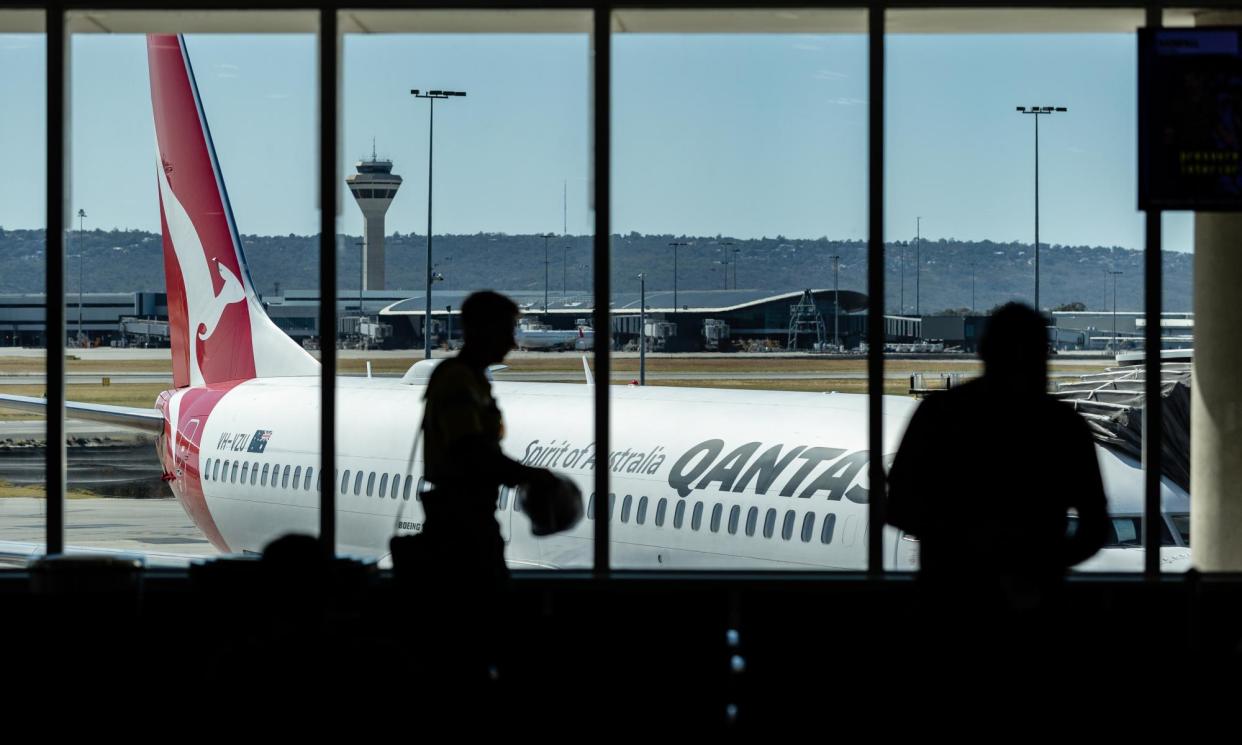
[346,144,402,290]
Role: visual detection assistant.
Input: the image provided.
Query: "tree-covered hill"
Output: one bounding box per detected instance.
[0,227,1192,313]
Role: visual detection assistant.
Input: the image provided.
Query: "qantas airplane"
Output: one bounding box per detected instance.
[0,34,1192,572]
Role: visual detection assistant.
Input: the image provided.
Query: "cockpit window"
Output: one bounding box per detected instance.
[1067,514,1179,547]
[1170,515,1190,546]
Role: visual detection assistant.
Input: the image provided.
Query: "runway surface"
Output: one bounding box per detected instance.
[0,497,218,566]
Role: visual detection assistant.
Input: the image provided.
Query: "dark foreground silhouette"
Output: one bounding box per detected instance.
[887,303,1109,678]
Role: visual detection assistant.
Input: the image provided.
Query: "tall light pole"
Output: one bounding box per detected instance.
[1109,270,1123,353]
[970,260,976,312]
[731,247,740,289]
[76,208,86,346]
[1016,105,1067,312]
[668,241,689,311]
[540,233,555,314]
[900,240,906,315]
[562,244,569,296]
[830,255,841,350]
[411,88,466,359]
[355,239,365,315]
[637,272,646,385]
[915,217,922,317]
[719,241,734,290]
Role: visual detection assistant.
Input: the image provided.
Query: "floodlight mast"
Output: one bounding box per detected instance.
[1015,104,1068,313]
[411,88,467,358]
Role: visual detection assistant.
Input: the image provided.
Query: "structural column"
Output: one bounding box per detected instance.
[1191,11,1242,571]
[1191,213,1242,570]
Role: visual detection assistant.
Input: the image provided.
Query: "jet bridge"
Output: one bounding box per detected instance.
[1053,359,1192,491]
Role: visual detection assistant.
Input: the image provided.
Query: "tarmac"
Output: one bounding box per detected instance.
[0,496,218,566]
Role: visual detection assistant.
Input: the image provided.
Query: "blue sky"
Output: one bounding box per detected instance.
[0,31,1192,251]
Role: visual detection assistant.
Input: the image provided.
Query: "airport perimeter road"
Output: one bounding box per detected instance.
[0,497,218,565]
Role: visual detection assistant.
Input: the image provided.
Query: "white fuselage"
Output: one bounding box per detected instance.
[173,378,1191,571]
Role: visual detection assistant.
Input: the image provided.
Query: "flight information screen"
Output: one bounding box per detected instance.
[1139,27,1242,210]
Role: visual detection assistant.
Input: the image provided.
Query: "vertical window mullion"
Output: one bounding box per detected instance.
[592,5,612,575]
[1143,7,1164,578]
[46,8,66,556]
[319,9,339,554]
[867,3,886,575]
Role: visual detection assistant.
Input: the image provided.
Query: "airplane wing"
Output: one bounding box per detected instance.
[0,393,164,435]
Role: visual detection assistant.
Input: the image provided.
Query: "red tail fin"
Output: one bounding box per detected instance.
[148,34,318,388]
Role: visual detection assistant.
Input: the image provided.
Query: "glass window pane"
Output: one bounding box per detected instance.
[655,498,667,527]
[782,510,795,541]
[342,13,593,568]
[621,494,632,523]
[802,511,816,543]
[611,13,868,568]
[674,500,686,529]
[0,30,45,559]
[366,471,375,497]
[292,465,302,490]
[763,509,776,539]
[636,496,648,525]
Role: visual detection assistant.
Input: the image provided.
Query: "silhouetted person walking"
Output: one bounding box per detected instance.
[393,291,556,706]
[887,303,1108,679]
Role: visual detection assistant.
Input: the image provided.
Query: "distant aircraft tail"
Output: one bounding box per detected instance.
[147,34,318,388]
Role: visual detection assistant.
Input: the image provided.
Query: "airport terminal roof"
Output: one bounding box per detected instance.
[379,288,869,317]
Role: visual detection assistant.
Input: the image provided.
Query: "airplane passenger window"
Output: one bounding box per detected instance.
[710,503,722,533]
[221,460,229,482]
[293,466,302,490]
[636,496,648,525]
[608,493,616,521]
[621,495,632,523]
[251,464,259,486]
[314,470,321,492]
[499,487,509,511]
[201,459,210,480]
[728,505,740,535]
[261,463,270,487]
[782,510,795,541]
[674,500,686,529]
[340,469,350,494]
[691,502,704,531]
[763,509,776,539]
[402,475,413,501]
[241,462,249,483]
[282,465,291,489]
[655,498,667,527]
[353,471,363,496]
[801,512,815,543]
[746,507,758,537]
[231,462,239,483]
[390,473,400,499]
[379,473,389,498]
[305,467,314,491]
[271,463,281,488]
[820,513,836,545]
[586,493,594,519]
[214,460,221,481]
[366,471,375,497]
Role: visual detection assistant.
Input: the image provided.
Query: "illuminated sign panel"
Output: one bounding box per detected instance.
[1139,28,1242,210]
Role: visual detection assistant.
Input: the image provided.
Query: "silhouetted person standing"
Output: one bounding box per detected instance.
[887,303,1108,675]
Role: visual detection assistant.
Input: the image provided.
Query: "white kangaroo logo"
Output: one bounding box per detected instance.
[197,261,246,341]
